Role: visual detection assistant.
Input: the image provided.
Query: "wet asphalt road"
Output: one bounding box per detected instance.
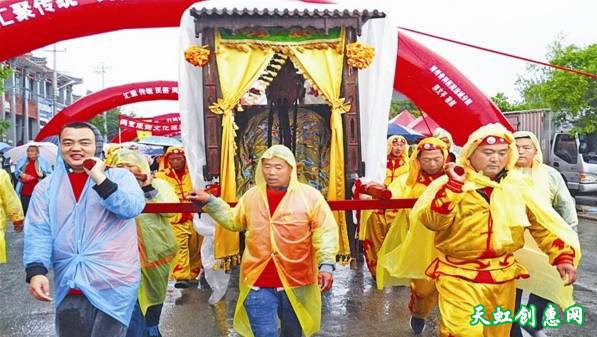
[1,218,597,337]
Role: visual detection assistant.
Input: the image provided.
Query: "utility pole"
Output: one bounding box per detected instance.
[44,44,67,118]
[94,63,110,137]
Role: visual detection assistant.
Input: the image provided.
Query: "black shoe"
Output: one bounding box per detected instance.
[174,280,190,289]
[410,316,425,335]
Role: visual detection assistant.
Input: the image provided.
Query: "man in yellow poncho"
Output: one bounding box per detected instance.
[357,135,410,276]
[411,123,580,337]
[155,147,202,288]
[110,149,178,337]
[385,135,410,185]
[188,144,339,337]
[376,137,448,335]
[1,168,24,263]
[511,130,578,337]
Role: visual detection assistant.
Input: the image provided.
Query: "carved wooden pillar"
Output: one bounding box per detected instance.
[202,28,222,180]
[342,27,363,180]
[341,27,364,260]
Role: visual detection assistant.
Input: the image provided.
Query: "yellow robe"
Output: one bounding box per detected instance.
[410,124,581,337]
[155,167,202,280]
[0,169,24,263]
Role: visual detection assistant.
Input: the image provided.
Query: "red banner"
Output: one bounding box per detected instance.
[118,113,181,134]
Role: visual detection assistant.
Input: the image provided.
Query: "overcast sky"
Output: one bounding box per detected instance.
[31,0,596,117]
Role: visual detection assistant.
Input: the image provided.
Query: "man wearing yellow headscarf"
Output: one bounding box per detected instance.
[433,127,457,163]
[376,137,448,335]
[188,144,338,337]
[385,135,409,185]
[357,135,410,277]
[511,130,578,337]
[411,123,580,337]
[110,149,178,337]
[155,147,202,288]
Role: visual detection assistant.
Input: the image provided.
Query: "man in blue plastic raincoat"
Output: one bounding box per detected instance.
[23,122,146,337]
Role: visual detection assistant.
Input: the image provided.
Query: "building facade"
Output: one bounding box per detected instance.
[1,54,81,145]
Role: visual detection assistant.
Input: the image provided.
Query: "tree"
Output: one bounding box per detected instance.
[389,98,421,120]
[0,63,11,94]
[0,63,13,138]
[89,108,131,140]
[490,92,530,112]
[515,40,597,134]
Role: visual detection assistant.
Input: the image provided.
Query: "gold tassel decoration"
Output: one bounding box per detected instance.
[184,45,211,68]
[346,42,375,70]
[269,63,282,71]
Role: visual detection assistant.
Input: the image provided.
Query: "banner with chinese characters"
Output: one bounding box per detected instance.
[118,113,181,135]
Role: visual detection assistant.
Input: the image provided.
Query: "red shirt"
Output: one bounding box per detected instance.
[68,172,89,202]
[253,187,287,288]
[20,160,39,196]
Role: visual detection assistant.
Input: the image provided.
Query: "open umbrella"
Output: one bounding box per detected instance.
[0,142,13,153]
[387,123,423,143]
[6,142,58,166]
[138,136,182,147]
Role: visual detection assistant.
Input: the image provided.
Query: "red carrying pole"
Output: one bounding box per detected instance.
[142,198,418,214]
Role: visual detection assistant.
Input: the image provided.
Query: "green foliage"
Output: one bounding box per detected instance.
[89,108,130,139]
[490,92,529,112]
[389,99,421,120]
[0,63,13,94]
[0,119,10,139]
[516,40,597,134]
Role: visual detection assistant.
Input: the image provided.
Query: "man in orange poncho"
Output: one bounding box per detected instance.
[189,144,338,337]
[155,147,202,288]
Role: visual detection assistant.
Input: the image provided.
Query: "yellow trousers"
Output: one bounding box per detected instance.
[361,211,391,276]
[409,279,438,319]
[436,275,515,337]
[170,221,203,281]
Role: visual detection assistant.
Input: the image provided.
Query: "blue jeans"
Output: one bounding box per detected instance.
[125,302,146,337]
[244,288,302,337]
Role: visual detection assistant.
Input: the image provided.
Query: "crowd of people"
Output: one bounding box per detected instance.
[0,120,581,337]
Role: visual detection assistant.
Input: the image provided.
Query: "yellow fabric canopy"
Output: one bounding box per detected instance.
[211,31,276,264]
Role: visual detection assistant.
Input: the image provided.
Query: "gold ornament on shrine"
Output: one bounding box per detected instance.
[346,42,375,70]
[184,45,211,67]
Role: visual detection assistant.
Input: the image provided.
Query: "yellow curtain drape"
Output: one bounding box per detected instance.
[212,32,276,264]
[287,29,351,261]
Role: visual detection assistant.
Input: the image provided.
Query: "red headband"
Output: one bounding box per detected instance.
[392,138,406,145]
[480,135,510,145]
[417,142,444,151]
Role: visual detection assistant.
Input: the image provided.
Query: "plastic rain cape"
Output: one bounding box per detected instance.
[376,137,448,289]
[111,149,178,315]
[23,145,146,325]
[204,145,338,337]
[0,169,24,263]
[407,124,581,308]
[513,131,578,228]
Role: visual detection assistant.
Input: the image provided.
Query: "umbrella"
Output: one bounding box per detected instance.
[387,123,423,143]
[6,142,58,166]
[138,136,182,147]
[0,142,13,153]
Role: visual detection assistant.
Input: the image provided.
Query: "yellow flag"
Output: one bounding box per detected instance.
[137,130,152,140]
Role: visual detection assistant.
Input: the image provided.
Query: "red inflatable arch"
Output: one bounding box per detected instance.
[0,0,198,62]
[35,81,178,141]
[1,0,509,143]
